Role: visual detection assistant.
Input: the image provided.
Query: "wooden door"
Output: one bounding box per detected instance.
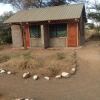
[68,23,78,47]
[24,24,30,48]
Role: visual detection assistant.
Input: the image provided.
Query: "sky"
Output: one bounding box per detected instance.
[0,3,13,15]
[0,0,100,16]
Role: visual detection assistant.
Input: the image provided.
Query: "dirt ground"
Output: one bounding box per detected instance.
[0,40,100,100]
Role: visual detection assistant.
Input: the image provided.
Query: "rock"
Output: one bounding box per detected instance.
[7,71,12,75]
[15,98,34,100]
[70,67,76,74]
[44,76,50,80]
[0,69,6,74]
[23,72,30,79]
[55,75,61,79]
[33,75,38,80]
[61,72,70,78]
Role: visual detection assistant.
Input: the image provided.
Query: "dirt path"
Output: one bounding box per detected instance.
[0,41,100,100]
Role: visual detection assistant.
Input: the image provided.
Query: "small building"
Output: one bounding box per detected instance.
[5,4,87,48]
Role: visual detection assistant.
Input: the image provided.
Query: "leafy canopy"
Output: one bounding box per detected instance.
[0,0,82,10]
[88,4,100,22]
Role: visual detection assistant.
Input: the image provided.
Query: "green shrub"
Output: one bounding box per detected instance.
[56,52,65,60]
[22,52,32,59]
[0,23,12,45]
[0,55,10,63]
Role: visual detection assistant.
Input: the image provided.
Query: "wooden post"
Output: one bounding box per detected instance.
[41,24,49,48]
[23,29,27,49]
[21,23,27,49]
[41,25,45,48]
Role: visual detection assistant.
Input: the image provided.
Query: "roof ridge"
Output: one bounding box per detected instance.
[6,3,84,13]
[24,3,84,11]
[4,3,85,23]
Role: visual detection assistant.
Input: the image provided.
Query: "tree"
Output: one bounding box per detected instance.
[0,0,82,10]
[0,11,14,21]
[88,1,100,34]
[0,0,47,10]
[48,0,66,6]
[0,11,14,44]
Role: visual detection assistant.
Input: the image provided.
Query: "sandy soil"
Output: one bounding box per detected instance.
[0,40,100,100]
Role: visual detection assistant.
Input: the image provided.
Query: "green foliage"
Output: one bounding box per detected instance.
[0,0,82,10]
[22,52,32,59]
[56,52,65,60]
[0,24,12,44]
[88,4,100,22]
[1,31,12,44]
[48,0,66,6]
[0,55,10,63]
[88,12,100,22]
[88,23,94,29]
[88,3,100,34]
[0,11,14,45]
[0,11,14,22]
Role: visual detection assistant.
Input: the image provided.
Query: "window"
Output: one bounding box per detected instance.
[49,24,67,37]
[29,25,40,38]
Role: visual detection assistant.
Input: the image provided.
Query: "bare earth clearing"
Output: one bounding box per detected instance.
[0,40,100,100]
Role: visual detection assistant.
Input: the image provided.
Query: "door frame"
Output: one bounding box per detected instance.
[67,22,79,47]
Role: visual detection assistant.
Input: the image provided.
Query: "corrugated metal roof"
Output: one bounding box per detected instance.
[5,4,84,23]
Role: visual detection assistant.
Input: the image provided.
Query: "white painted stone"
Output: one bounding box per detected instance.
[0,69,6,74]
[55,75,61,79]
[44,76,50,80]
[7,71,12,75]
[22,72,30,79]
[72,68,76,71]
[15,97,34,100]
[70,68,76,74]
[33,75,38,80]
[61,72,70,78]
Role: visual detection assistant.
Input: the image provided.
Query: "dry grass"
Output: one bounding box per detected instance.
[0,48,76,77]
[85,29,96,40]
[0,55,10,63]
[56,52,65,60]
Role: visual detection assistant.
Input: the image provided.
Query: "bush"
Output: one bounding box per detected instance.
[0,55,10,63]
[48,67,60,77]
[1,55,44,70]
[56,52,65,60]
[0,24,12,45]
[33,57,44,68]
[22,52,32,59]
